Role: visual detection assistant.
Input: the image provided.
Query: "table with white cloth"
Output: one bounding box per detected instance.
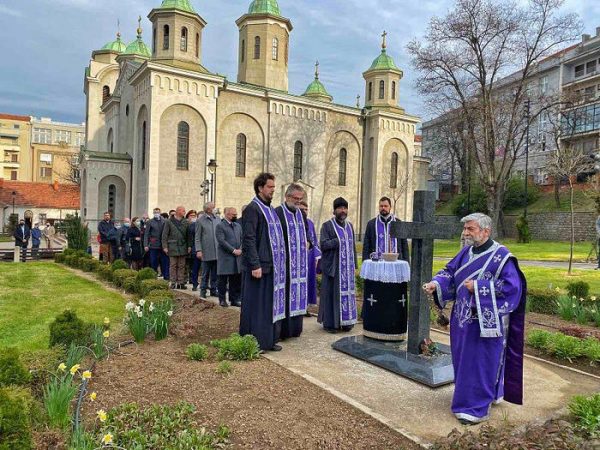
[360,259,411,341]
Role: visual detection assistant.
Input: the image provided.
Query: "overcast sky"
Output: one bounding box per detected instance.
[0,0,599,125]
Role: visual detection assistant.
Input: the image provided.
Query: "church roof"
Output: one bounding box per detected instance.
[302,62,333,102]
[248,0,281,16]
[366,49,401,73]
[124,19,151,58]
[101,33,127,53]
[158,0,196,13]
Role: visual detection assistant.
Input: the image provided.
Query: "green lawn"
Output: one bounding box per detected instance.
[432,261,600,293]
[0,235,13,242]
[433,239,593,262]
[0,262,127,351]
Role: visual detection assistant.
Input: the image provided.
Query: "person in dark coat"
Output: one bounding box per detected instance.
[97,212,116,263]
[195,202,219,298]
[31,223,42,260]
[240,173,285,352]
[162,206,190,289]
[127,217,144,270]
[215,207,243,307]
[144,208,169,279]
[118,218,131,261]
[362,196,410,262]
[318,197,359,333]
[275,183,309,339]
[186,210,201,291]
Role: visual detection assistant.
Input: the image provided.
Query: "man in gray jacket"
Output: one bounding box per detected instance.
[144,207,169,279]
[215,207,243,307]
[196,202,219,298]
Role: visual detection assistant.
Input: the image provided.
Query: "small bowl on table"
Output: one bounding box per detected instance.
[381,252,399,262]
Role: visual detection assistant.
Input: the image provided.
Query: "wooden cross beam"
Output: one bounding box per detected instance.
[390,190,455,355]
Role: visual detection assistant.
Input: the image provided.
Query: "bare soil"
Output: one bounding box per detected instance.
[81,295,419,449]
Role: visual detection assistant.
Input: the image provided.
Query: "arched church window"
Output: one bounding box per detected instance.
[379,80,385,99]
[368,82,373,101]
[241,39,245,63]
[254,36,261,59]
[163,25,170,50]
[272,37,279,60]
[107,128,113,153]
[293,141,303,181]
[338,148,347,186]
[236,133,246,177]
[141,121,147,170]
[152,27,156,54]
[108,184,116,217]
[196,33,200,58]
[390,152,398,189]
[392,81,396,100]
[102,86,110,103]
[180,27,188,52]
[177,121,189,170]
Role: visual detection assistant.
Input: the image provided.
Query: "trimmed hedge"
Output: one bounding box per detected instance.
[110,259,129,272]
[567,281,590,300]
[48,310,93,349]
[0,348,31,388]
[0,386,35,450]
[139,279,170,297]
[95,264,113,282]
[112,269,138,288]
[527,288,559,315]
[136,267,157,282]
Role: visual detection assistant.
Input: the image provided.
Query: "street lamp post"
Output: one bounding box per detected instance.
[207,159,218,203]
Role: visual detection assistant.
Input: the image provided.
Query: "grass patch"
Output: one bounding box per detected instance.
[0,262,127,352]
[432,261,600,293]
[433,239,592,262]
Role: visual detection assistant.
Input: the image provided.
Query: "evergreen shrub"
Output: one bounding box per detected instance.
[527,288,559,315]
[0,348,31,387]
[48,310,92,349]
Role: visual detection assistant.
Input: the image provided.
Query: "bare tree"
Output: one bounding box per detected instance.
[408,0,580,231]
[55,149,82,186]
[390,172,412,217]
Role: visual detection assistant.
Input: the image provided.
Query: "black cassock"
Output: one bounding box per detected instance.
[275,206,305,339]
[318,219,357,330]
[362,216,410,262]
[239,198,282,350]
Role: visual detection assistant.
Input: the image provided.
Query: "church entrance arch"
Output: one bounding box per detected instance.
[98,175,126,220]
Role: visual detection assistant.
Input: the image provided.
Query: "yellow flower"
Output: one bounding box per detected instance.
[554,287,561,293]
[97,409,107,422]
[58,363,66,371]
[103,330,110,338]
[592,296,597,301]
[89,392,97,401]
[103,317,110,325]
[101,432,113,444]
[70,364,80,375]
[82,370,92,380]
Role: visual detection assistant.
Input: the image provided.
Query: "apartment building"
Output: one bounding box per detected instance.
[0,114,31,181]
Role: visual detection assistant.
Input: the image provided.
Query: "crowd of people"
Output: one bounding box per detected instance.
[12,221,57,260]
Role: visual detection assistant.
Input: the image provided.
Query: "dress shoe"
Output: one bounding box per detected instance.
[219,299,228,307]
[179,284,187,290]
[192,286,198,292]
[210,291,218,297]
[200,290,207,298]
[324,328,338,334]
[169,282,177,289]
[230,300,242,307]
[270,344,282,351]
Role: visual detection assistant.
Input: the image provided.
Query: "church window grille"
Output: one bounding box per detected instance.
[153,27,156,54]
[125,105,129,116]
[236,133,247,177]
[181,27,188,52]
[338,148,347,186]
[254,36,261,59]
[141,121,147,170]
[379,80,385,99]
[390,152,398,188]
[392,81,396,100]
[368,82,373,101]
[241,39,245,62]
[177,121,189,170]
[196,33,200,58]
[102,85,110,103]
[293,141,303,181]
[163,25,170,50]
[108,184,116,217]
[272,37,279,60]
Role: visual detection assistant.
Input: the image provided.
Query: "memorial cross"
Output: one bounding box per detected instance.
[390,191,456,355]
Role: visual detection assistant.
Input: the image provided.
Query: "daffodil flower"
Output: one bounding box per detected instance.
[136,311,143,318]
[103,330,110,338]
[139,299,146,307]
[149,303,155,312]
[167,310,173,317]
[103,317,110,325]
[70,364,80,375]
[82,370,92,380]
[89,392,97,401]
[592,296,597,301]
[97,409,107,422]
[58,363,66,371]
[125,301,135,311]
[101,432,113,444]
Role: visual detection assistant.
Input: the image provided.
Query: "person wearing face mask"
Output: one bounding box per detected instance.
[186,210,201,291]
[144,208,169,280]
[275,184,309,339]
[215,207,243,307]
[318,197,358,333]
[362,196,409,262]
[423,213,526,425]
[118,218,131,261]
[195,202,220,299]
[13,219,31,261]
[127,217,144,270]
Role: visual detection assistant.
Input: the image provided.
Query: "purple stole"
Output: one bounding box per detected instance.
[330,219,357,326]
[253,197,287,323]
[375,215,398,254]
[282,204,308,317]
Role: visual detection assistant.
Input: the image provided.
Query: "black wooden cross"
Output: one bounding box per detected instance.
[390,190,456,355]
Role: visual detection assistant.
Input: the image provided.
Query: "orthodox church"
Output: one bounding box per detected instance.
[80,0,430,234]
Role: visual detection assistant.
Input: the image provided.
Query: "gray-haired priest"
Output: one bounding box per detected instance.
[275,183,309,339]
[239,173,287,352]
[318,197,358,333]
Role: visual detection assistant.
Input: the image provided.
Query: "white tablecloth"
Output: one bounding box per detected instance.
[360,259,411,283]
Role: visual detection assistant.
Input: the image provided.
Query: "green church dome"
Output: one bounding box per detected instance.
[159,0,196,13]
[101,33,127,53]
[248,0,281,16]
[124,18,151,58]
[367,49,400,72]
[302,62,333,102]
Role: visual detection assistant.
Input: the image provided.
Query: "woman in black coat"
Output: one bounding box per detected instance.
[127,217,144,270]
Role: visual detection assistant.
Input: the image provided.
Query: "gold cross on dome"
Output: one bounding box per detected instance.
[381,30,388,49]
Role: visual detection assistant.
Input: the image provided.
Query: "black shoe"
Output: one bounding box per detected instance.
[192,286,198,292]
[458,418,476,426]
[270,344,282,351]
[179,284,187,290]
[324,328,338,334]
[230,300,241,307]
[200,290,207,298]
[210,291,218,297]
[170,283,177,289]
[219,299,228,307]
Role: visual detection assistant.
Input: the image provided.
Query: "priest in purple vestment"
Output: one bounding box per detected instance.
[239,173,287,352]
[299,200,321,307]
[275,184,309,339]
[423,213,526,425]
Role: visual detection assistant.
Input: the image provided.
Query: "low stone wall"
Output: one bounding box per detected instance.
[435,213,597,242]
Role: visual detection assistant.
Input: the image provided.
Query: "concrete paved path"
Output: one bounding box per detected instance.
[265,317,600,446]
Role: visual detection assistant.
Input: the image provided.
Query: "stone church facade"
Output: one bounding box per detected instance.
[80,0,429,235]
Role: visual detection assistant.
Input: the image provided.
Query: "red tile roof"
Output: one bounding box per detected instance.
[0,113,30,122]
[0,179,79,209]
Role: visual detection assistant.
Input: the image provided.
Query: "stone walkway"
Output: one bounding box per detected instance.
[264,317,600,446]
